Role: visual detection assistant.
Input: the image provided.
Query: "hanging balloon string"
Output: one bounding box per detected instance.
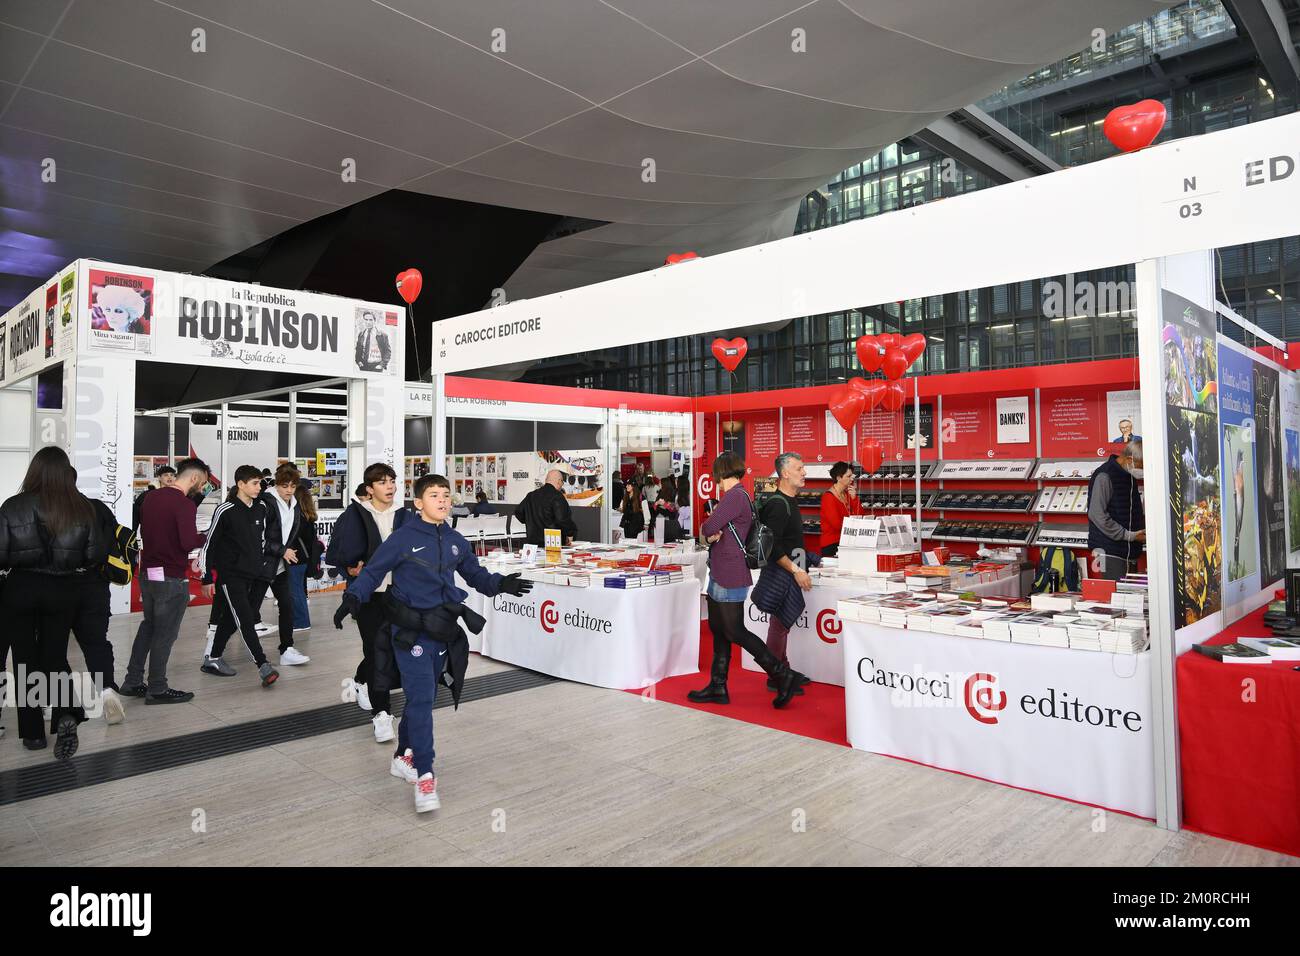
[711,337,747,456]
[396,268,423,377]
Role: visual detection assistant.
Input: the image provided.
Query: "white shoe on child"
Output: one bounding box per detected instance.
[372,711,394,743]
[390,748,417,783]
[414,772,440,812]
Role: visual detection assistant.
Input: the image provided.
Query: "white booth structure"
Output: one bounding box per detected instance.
[0,260,406,611]
[425,110,1300,832]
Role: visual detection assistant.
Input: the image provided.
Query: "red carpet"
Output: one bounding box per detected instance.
[625,623,849,746]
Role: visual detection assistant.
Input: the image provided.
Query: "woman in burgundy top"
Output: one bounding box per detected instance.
[819,461,862,557]
[687,452,803,708]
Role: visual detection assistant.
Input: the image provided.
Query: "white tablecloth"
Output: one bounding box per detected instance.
[739,575,1024,686]
[459,577,700,689]
[840,620,1154,818]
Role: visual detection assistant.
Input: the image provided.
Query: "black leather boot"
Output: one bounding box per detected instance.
[687,639,732,704]
[771,663,806,709]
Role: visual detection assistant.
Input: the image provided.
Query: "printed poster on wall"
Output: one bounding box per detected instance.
[0,265,77,389]
[1161,291,1221,628]
[79,260,402,379]
[1105,389,1143,445]
[1252,360,1286,587]
[903,402,934,450]
[995,396,1030,444]
[188,416,280,487]
[1216,341,1258,607]
[1283,374,1300,566]
[538,449,604,507]
[87,267,154,354]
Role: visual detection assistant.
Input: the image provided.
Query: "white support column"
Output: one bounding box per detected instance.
[432,373,447,478]
[288,391,297,462]
[220,402,229,490]
[347,379,367,496]
[1135,256,1181,832]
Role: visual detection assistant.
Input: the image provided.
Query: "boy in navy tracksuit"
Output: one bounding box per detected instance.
[335,473,532,812]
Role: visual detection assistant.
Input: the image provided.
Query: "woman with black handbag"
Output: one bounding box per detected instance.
[0,446,109,758]
[687,452,804,708]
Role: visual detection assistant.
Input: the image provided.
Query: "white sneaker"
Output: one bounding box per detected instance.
[390,748,417,783]
[102,688,125,725]
[414,772,440,812]
[372,711,395,743]
[254,622,274,636]
[353,681,371,712]
[279,647,310,666]
[292,626,311,633]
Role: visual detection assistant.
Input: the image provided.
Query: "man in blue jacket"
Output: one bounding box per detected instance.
[335,473,532,813]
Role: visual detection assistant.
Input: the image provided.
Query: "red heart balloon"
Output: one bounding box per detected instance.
[396,268,422,305]
[860,438,883,474]
[711,337,747,373]
[901,333,926,365]
[1103,99,1166,153]
[665,251,699,265]
[882,347,908,380]
[854,379,886,410]
[880,381,906,412]
[855,335,884,374]
[878,333,901,350]
[828,387,866,433]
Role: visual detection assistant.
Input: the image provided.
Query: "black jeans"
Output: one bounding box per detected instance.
[249,572,296,653]
[354,598,398,715]
[211,576,268,666]
[72,577,117,692]
[4,570,89,739]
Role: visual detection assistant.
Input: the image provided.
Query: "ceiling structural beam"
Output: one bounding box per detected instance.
[913,106,1061,184]
[1223,0,1300,96]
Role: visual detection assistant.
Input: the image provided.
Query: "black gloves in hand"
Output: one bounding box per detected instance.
[333,592,361,629]
[499,572,533,596]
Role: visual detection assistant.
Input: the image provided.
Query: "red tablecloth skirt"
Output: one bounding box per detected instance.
[1177,606,1300,857]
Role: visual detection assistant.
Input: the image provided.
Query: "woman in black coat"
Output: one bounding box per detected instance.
[0,446,109,758]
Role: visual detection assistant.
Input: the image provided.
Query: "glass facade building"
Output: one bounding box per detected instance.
[523,0,1299,395]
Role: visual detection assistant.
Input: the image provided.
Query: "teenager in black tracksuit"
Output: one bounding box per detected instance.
[199,466,279,687]
[250,464,312,664]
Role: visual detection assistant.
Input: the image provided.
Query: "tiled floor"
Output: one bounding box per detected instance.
[2,593,1296,866]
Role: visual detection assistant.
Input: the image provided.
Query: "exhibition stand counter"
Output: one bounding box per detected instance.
[460,577,700,689]
[840,618,1155,818]
[740,570,1031,686]
[1176,606,1300,857]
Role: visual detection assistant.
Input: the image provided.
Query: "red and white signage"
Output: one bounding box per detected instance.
[840,620,1154,818]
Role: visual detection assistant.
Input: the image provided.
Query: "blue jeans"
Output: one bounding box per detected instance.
[393,633,447,777]
[707,576,750,604]
[288,563,310,629]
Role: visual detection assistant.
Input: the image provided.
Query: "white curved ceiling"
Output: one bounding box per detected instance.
[0,0,1175,303]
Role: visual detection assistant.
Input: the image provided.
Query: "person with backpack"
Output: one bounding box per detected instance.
[688,452,804,708]
[0,447,110,757]
[326,463,410,742]
[249,463,312,667]
[1087,439,1146,581]
[751,452,814,694]
[70,496,135,726]
[198,465,279,687]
